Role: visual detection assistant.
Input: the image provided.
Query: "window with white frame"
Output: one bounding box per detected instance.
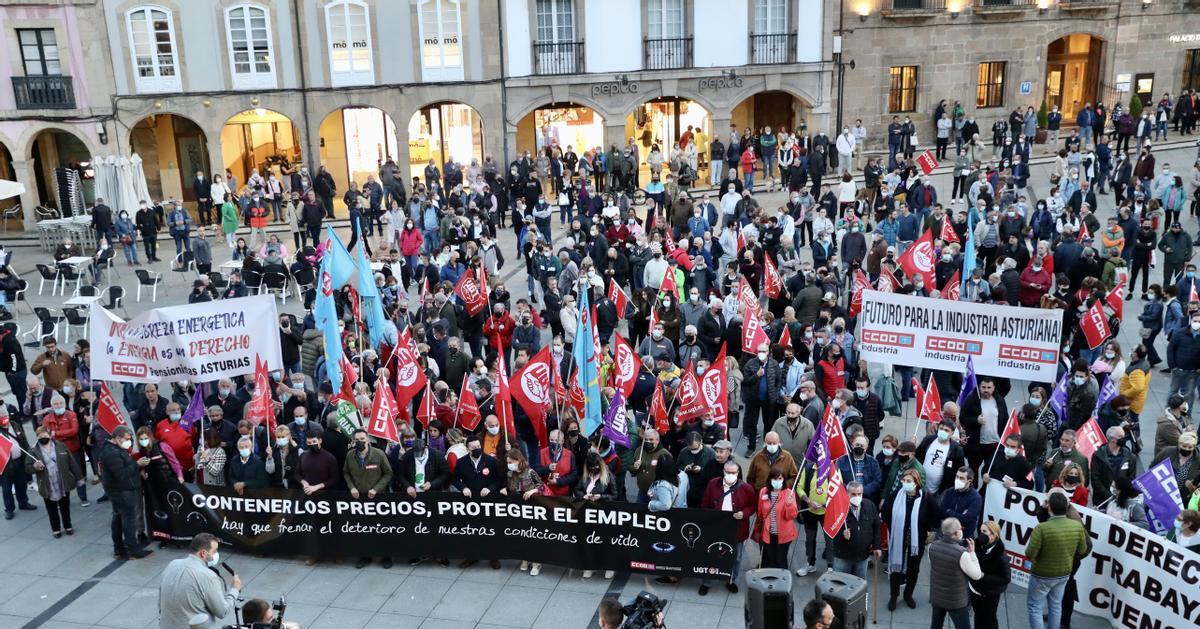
[325,0,373,87]
[418,0,463,81]
[648,0,684,39]
[126,6,181,93]
[226,4,276,89]
[754,0,788,34]
[534,0,576,74]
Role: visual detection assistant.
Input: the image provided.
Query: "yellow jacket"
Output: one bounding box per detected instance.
[1119,365,1150,414]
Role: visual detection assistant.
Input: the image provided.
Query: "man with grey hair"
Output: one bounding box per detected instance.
[1089,425,1137,506]
[829,480,881,579]
[698,457,754,596]
[98,425,152,559]
[927,517,982,629]
[158,532,240,629]
[226,435,268,496]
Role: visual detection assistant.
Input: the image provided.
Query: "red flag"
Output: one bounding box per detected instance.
[567,372,586,420]
[737,275,759,315]
[457,378,482,431]
[999,408,1022,453]
[897,229,936,288]
[0,434,14,476]
[337,353,359,402]
[849,270,871,316]
[366,380,401,443]
[822,470,851,538]
[911,376,925,417]
[1080,300,1111,350]
[700,344,729,434]
[607,281,630,319]
[877,269,899,293]
[650,379,671,434]
[648,302,660,333]
[660,266,679,301]
[415,380,436,429]
[819,404,849,461]
[742,305,770,354]
[96,383,129,434]
[393,327,428,405]
[763,255,783,299]
[943,270,961,301]
[1190,282,1199,304]
[1104,279,1124,320]
[1075,416,1107,461]
[496,353,517,442]
[916,149,939,176]
[510,346,552,447]
[453,268,488,316]
[918,375,944,422]
[778,325,791,351]
[675,368,707,421]
[939,217,959,244]
[244,356,274,428]
[612,333,639,400]
[1077,221,1090,243]
[737,229,745,254]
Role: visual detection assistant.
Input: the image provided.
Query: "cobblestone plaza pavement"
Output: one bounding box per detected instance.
[3,140,1198,628]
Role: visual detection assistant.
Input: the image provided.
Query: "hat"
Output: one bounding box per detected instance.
[1172,221,1182,228]
[823,291,835,301]
[714,439,733,450]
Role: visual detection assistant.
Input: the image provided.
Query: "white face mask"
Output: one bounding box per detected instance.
[765,443,779,454]
[954,479,969,491]
[849,496,863,507]
[138,437,150,448]
[757,352,768,361]
[120,440,133,450]
[486,425,500,436]
[507,462,519,472]
[724,473,738,485]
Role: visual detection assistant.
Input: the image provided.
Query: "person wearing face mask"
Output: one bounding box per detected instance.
[1154,394,1191,455]
[452,434,505,568]
[982,434,1034,492]
[828,480,882,581]
[940,465,984,530]
[344,429,393,569]
[158,533,241,629]
[1153,431,1199,506]
[915,420,966,494]
[1051,463,1090,506]
[26,424,82,537]
[533,429,578,497]
[263,425,300,489]
[97,426,152,559]
[883,441,925,502]
[1166,509,1200,552]
[224,434,267,498]
[631,428,673,503]
[676,431,715,508]
[926,517,984,629]
[698,458,755,595]
[882,469,938,610]
[1,404,37,520]
[41,393,90,506]
[752,466,799,574]
[1043,430,1090,489]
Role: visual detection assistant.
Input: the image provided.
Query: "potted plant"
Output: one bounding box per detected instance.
[1035,100,1049,144]
[1128,92,1144,121]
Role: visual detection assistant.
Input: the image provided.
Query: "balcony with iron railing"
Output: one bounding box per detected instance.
[11,75,75,110]
[748,33,797,65]
[644,37,693,71]
[887,0,948,11]
[972,0,1038,11]
[532,41,584,76]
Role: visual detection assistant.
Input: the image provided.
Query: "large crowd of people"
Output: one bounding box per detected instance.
[2,90,1200,629]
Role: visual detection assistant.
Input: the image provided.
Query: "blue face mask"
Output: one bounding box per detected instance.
[238,448,251,458]
[294,416,306,426]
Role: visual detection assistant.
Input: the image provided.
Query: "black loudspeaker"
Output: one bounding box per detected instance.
[814,572,868,629]
[744,568,794,629]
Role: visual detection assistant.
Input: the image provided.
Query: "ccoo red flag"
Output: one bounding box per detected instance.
[456,377,482,432]
[1080,300,1111,349]
[822,470,851,538]
[1104,279,1124,320]
[96,382,129,435]
[1075,416,1107,461]
[763,255,783,299]
[819,404,849,461]
[943,270,961,301]
[509,346,552,447]
[612,333,639,400]
[742,305,770,354]
[918,375,944,422]
[939,217,959,244]
[675,368,707,421]
[916,150,939,176]
[366,380,401,443]
[650,379,670,434]
[453,268,489,316]
[877,268,899,293]
[849,270,871,316]
[737,275,759,315]
[496,353,517,442]
[897,229,936,288]
[778,325,791,351]
[607,280,630,319]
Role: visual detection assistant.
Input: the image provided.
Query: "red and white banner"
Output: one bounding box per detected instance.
[897,229,936,288]
[366,379,401,443]
[939,217,959,244]
[650,379,670,434]
[763,256,783,299]
[456,377,482,432]
[496,353,516,441]
[1075,416,1107,461]
[96,382,129,434]
[415,381,436,429]
[916,150,939,176]
[1105,280,1125,321]
[742,306,770,355]
[850,270,870,317]
[819,405,849,461]
[737,276,759,315]
[393,327,428,404]
[700,344,729,432]
[822,470,850,538]
[612,334,638,400]
[943,270,961,301]
[918,375,944,422]
[453,269,489,316]
[1080,300,1111,349]
[675,368,707,421]
[608,281,630,319]
[510,346,552,447]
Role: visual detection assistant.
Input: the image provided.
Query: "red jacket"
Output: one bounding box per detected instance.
[537,447,575,496]
[43,410,81,454]
[1018,266,1052,307]
[400,228,424,257]
[816,356,846,400]
[701,477,757,541]
[483,313,516,351]
[752,487,800,544]
[155,421,196,472]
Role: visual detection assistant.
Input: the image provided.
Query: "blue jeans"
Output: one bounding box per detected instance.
[931,605,971,629]
[832,556,868,580]
[743,172,755,190]
[558,204,573,224]
[423,229,440,253]
[1027,574,1069,629]
[762,154,777,180]
[1155,121,1168,141]
[123,242,138,264]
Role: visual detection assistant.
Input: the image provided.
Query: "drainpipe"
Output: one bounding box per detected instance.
[292,0,315,169]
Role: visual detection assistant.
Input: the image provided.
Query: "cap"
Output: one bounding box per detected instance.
[714,439,733,450]
[1172,221,1182,228]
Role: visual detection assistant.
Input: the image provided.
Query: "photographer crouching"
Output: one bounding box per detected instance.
[598,593,666,629]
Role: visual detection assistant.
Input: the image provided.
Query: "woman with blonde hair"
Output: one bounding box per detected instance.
[266,424,301,489]
[970,520,1010,629]
[504,448,545,575]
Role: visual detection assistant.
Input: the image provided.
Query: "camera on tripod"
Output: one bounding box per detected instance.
[618,590,667,629]
[222,594,291,629]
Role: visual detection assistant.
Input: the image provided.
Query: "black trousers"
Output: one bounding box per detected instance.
[888,553,923,599]
[142,235,157,260]
[44,496,72,532]
[971,592,1001,629]
[759,536,791,570]
[1129,256,1151,294]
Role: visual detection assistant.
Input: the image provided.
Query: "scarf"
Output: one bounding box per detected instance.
[888,492,923,572]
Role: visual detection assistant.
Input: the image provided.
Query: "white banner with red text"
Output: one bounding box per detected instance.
[89,295,282,383]
[856,291,1063,381]
[982,482,1200,629]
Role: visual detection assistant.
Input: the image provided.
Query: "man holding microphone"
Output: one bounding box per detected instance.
[158,532,240,628]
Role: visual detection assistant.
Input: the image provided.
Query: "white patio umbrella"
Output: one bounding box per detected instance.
[130,153,151,206]
[114,156,139,216]
[0,179,24,200]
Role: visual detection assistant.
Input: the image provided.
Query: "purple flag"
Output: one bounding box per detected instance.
[179,385,205,432]
[956,356,977,408]
[1094,376,1118,417]
[1048,372,1069,428]
[602,391,631,448]
[804,421,831,486]
[1133,458,1182,535]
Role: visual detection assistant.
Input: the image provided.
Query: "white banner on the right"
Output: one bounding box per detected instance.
[856,290,1063,381]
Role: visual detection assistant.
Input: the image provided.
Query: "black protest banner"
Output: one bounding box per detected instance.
[152,485,738,579]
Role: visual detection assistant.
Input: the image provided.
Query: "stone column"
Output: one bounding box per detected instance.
[14,159,38,230]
